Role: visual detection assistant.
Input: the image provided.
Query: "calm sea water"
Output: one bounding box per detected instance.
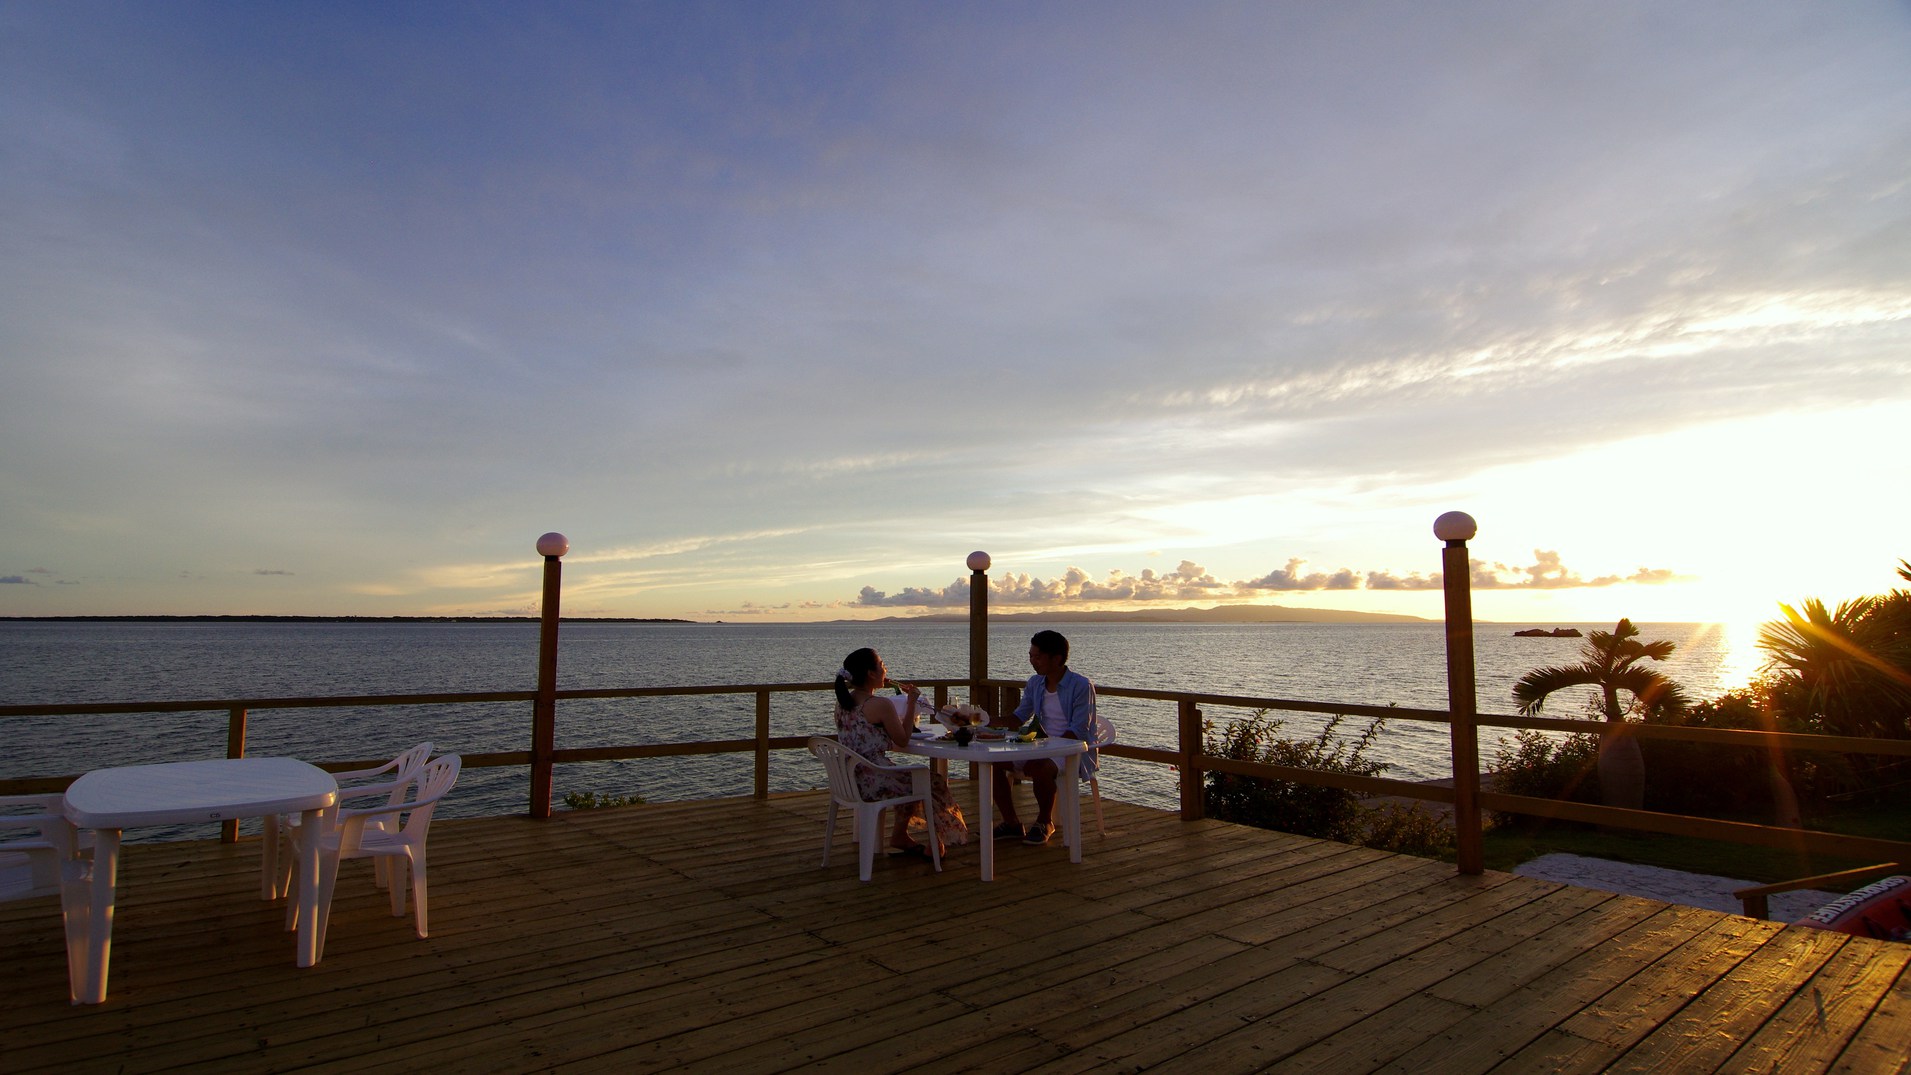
[0,620,1760,838]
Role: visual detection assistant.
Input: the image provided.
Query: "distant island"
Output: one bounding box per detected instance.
[848,604,1428,625]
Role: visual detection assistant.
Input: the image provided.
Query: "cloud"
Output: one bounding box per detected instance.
[1469,550,1692,590]
[1241,559,1361,591]
[856,560,1237,608]
[1365,570,1443,591]
[848,551,1685,606]
[253,569,295,576]
[856,578,971,608]
[569,529,814,566]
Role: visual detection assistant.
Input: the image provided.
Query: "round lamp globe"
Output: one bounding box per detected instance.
[1432,512,1477,542]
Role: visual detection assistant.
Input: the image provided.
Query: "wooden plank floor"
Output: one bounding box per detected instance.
[2,786,1906,1074]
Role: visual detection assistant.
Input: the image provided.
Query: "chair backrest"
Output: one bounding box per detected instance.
[383,742,435,782]
[375,742,436,807]
[1087,712,1118,748]
[0,794,82,902]
[336,741,433,792]
[405,754,461,825]
[369,755,462,841]
[808,737,869,806]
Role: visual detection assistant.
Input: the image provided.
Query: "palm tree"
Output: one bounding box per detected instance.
[1512,618,1689,810]
[1759,588,1911,739]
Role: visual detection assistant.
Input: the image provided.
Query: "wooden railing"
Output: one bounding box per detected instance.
[4,678,1909,867]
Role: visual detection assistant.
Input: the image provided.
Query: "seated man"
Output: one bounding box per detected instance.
[992,629,1099,845]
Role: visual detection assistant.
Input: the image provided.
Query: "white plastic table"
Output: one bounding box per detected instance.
[896,733,1086,881]
[61,757,338,1004]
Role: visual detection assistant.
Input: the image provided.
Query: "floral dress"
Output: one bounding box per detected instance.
[835,702,969,847]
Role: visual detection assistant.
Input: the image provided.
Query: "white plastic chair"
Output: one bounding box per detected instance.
[1,794,93,1002]
[262,742,433,899]
[809,737,942,881]
[289,754,461,960]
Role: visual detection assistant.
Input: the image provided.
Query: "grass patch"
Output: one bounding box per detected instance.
[1479,800,1911,890]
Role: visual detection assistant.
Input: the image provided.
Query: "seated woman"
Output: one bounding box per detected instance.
[833,647,969,857]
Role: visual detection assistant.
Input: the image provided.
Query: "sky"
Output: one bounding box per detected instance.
[2,2,1909,629]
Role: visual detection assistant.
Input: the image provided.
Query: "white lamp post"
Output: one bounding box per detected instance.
[531,532,568,819]
[967,551,990,709]
[1434,512,1483,874]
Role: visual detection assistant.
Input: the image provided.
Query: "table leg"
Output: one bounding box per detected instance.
[261,813,281,900]
[978,761,995,882]
[296,806,324,966]
[78,828,120,1005]
[58,858,90,1004]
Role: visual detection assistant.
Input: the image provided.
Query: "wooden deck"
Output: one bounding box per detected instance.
[3,787,1906,1073]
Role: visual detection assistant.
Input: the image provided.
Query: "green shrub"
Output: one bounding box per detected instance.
[1204,711,1381,842]
[562,790,645,810]
[1676,688,1776,732]
[1654,685,1901,816]
[1490,688,1867,824]
[1203,710,1452,857]
[1489,729,1600,826]
[1359,801,1457,856]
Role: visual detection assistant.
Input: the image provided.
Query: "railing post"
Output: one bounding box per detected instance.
[754,689,771,799]
[222,706,248,843]
[1178,699,1205,820]
[1436,511,1484,875]
[967,551,991,715]
[531,532,568,820]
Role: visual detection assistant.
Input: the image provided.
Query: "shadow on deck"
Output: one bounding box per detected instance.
[2,787,1906,1073]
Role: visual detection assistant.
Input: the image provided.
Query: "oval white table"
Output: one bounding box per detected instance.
[896,733,1086,881]
[61,757,338,1004]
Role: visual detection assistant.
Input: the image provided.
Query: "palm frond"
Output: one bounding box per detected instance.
[1626,639,1677,662]
[1608,665,1690,719]
[1512,665,1603,714]
[1758,595,1911,730]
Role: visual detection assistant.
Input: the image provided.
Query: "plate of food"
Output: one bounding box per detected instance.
[934,703,991,732]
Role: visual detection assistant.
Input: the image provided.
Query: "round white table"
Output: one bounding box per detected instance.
[896,733,1087,881]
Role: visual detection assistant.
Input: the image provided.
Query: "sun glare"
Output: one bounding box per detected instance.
[1463,401,1911,631]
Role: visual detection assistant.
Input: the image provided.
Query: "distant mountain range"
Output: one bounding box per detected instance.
[850,604,1428,625]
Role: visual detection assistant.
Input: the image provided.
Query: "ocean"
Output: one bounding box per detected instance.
[0,619,1761,836]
